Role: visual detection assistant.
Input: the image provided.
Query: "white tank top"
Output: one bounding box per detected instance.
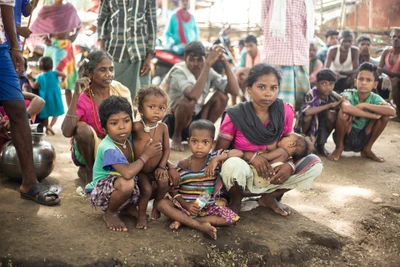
[329,45,353,78]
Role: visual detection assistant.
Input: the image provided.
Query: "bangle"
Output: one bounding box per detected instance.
[66,113,79,118]
[173,194,181,199]
[286,162,296,175]
[248,152,258,164]
[157,165,167,170]
[10,47,21,52]
[169,165,178,170]
[138,157,146,165]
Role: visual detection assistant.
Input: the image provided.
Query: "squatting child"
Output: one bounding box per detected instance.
[295,69,342,156]
[86,96,162,232]
[328,62,396,162]
[157,120,241,240]
[132,85,172,230]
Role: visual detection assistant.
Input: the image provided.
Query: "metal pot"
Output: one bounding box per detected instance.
[0,132,56,182]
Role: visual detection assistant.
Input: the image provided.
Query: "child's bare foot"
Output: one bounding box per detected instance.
[327,147,343,161]
[46,127,55,135]
[171,137,184,151]
[103,210,128,232]
[361,149,384,162]
[258,195,290,216]
[317,145,329,157]
[198,222,217,240]
[136,214,148,230]
[169,220,182,230]
[151,206,161,220]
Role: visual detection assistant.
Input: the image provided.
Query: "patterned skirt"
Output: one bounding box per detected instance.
[89,175,140,211]
[170,197,240,225]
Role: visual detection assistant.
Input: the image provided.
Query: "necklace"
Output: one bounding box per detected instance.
[113,139,127,149]
[188,155,208,171]
[114,139,134,162]
[141,119,159,133]
[88,86,110,136]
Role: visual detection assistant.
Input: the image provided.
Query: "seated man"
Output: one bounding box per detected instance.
[378,28,400,122]
[234,34,261,105]
[295,69,341,156]
[161,41,240,151]
[317,29,339,65]
[328,63,395,162]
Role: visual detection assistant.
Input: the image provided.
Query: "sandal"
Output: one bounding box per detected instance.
[20,183,60,206]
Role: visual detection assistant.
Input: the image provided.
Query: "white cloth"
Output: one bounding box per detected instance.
[329,45,353,78]
[269,0,314,42]
[0,1,16,45]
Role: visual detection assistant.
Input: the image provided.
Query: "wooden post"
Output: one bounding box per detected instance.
[340,0,346,30]
[320,0,323,26]
[369,0,373,29]
[247,0,251,34]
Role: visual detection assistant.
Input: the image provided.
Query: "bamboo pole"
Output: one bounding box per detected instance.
[340,0,346,30]
[22,0,40,52]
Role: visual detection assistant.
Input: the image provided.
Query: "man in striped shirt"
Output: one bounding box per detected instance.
[97,0,157,99]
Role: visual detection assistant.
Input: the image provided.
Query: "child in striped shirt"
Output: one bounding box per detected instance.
[157,119,242,240]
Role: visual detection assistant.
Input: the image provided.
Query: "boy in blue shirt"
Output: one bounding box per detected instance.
[328,62,396,162]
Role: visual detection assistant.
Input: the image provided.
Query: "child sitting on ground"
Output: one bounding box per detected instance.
[86,96,162,232]
[157,120,241,240]
[27,56,65,135]
[132,85,171,230]
[295,69,342,156]
[328,62,396,162]
[252,133,314,187]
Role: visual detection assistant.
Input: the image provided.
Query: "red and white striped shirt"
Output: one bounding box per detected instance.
[261,0,316,66]
[0,0,15,45]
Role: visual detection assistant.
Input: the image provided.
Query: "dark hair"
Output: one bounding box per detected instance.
[292,135,314,161]
[244,35,257,45]
[39,57,53,72]
[356,34,372,45]
[239,38,245,46]
[309,42,317,48]
[82,50,113,76]
[247,63,282,87]
[184,41,206,58]
[356,62,379,81]
[188,119,216,139]
[325,29,339,38]
[99,96,133,130]
[316,68,337,82]
[23,57,28,71]
[339,30,354,40]
[135,85,169,109]
[390,28,400,38]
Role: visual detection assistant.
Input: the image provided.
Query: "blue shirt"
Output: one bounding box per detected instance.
[5,0,30,48]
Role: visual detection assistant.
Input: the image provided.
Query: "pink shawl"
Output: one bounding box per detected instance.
[30,3,82,35]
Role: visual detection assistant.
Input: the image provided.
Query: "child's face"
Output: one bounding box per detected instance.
[354,70,378,94]
[89,58,114,88]
[105,111,132,144]
[309,45,317,59]
[247,73,279,109]
[317,80,335,96]
[188,129,215,159]
[277,133,302,155]
[140,94,167,124]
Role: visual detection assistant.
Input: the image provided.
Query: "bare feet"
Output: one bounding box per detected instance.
[103,210,128,232]
[171,137,184,151]
[151,205,161,220]
[136,214,148,230]
[45,127,55,135]
[198,222,217,240]
[258,195,290,216]
[361,149,384,162]
[169,220,182,230]
[317,144,329,157]
[327,147,343,161]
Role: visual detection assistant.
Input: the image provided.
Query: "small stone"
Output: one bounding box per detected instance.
[393,193,400,197]
[372,197,383,203]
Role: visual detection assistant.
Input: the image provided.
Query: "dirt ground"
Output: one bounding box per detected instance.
[1,113,400,267]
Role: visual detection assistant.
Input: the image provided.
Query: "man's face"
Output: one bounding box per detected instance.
[358,40,371,55]
[245,42,258,57]
[185,53,204,77]
[391,30,400,48]
[326,35,339,46]
[181,0,189,10]
[340,36,353,50]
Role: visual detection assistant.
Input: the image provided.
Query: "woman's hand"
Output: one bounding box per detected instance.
[155,168,168,181]
[75,77,91,93]
[168,168,181,188]
[269,163,292,184]
[251,155,275,178]
[204,158,219,177]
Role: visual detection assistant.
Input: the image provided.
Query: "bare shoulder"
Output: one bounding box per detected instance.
[132,121,143,131]
[178,158,190,169]
[159,122,169,133]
